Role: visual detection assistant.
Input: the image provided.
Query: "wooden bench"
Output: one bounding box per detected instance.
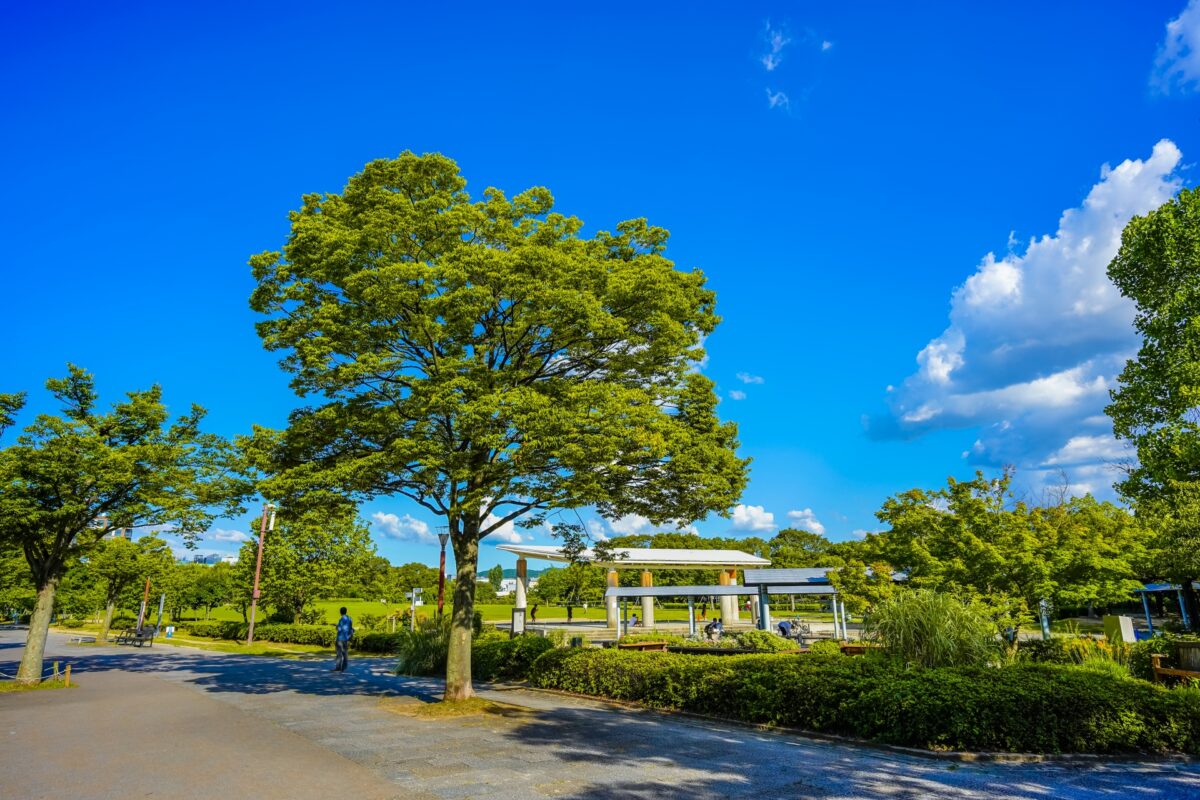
[1151,654,1200,684]
[114,627,155,647]
[617,641,669,651]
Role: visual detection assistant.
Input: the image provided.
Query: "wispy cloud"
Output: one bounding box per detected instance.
[728,389,747,401]
[821,40,834,52]
[736,372,765,385]
[208,528,249,543]
[765,89,790,110]
[760,22,791,71]
[1153,0,1200,93]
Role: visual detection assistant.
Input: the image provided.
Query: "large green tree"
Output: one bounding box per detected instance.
[0,367,244,683]
[91,535,173,641]
[231,507,375,623]
[1107,187,1200,627]
[247,153,748,699]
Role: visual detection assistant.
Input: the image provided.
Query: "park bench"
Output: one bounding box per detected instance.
[617,641,669,651]
[1150,653,1200,684]
[114,627,155,647]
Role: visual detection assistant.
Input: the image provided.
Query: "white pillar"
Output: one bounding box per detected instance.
[831,595,841,640]
[688,597,696,636]
[640,570,655,628]
[718,569,733,623]
[728,571,740,623]
[605,568,619,629]
[515,558,528,610]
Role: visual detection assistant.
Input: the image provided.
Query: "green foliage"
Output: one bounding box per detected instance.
[528,649,1200,754]
[533,563,606,604]
[472,635,555,681]
[807,639,844,657]
[230,507,375,623]
[246,152,750,695]
[827,559,897,614]
[487,565,504,593]
[1129,634,1200,681]
[865,589,999,669]
[58,618,86,629]
[734,629,799,652]
[356,632,403,654]
[394,622,452,677]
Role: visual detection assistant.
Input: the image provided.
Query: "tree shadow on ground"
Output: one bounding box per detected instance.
[0,641,444,702]
[495,702,1200,800]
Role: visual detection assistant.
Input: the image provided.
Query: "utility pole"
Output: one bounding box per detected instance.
[247,503,276,646]
[436,527,450,619]
[136,578,151,632]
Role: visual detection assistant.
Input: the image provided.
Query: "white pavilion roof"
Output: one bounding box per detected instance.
[495,543,770,568]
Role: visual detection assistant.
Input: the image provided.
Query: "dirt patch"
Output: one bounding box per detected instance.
[378,695,537,721]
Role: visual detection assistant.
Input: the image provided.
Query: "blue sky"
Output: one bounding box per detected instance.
[4,2,1200,570]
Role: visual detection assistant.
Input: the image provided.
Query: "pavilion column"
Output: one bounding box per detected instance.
[718,569,732,623]
[640,570,655,628]
[727,569,740,623]
[605,568,619,630]
[515,558,528,611]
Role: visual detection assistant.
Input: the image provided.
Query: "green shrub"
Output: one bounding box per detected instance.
[527,649,1200,754]
[357,613,384,631]
[357,631,403,654]
[1129,634,1200,681]
[58,619,86,629]
[865,589,999,668]
[1016,638,1071,664]
[735,630,798,653]
[806,639,843,657]
[473,635,555,681]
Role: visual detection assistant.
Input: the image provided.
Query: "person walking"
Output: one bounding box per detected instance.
[332,606,354,672]
[530,603,539,623]
[566,604,574,623]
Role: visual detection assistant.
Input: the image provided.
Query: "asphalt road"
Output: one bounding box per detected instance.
[2,627,1199,799]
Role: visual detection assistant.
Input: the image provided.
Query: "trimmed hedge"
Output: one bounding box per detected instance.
[528,649,1200,754]
[473,635,555,681]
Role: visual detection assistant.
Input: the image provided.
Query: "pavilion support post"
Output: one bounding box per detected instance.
[831,595,841,640]
[515,558,528,612]
[640,570,655,629]
[605,569,619,631]
[758,586,771,632]
[841,600,849,640]
[718,570,732,624]
[1141,592,1155,637]
[727,570,740,624]
[688,597,696,637]
[1179,589,1193,631]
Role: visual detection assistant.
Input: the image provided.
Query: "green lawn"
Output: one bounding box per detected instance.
[0,678,73,693]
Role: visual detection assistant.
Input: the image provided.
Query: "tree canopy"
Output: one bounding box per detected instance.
[1107,186,1200,625]
[247,152,748,698]
[0,366,245,682]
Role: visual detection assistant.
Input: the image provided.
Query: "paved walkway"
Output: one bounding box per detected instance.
[2,629,1199,799]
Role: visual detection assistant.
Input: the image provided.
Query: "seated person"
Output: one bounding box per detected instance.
[703,618,723,641]
[630,613,641,628]
[778,619,792,638]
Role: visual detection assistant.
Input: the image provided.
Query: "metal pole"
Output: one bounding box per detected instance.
[410,589,417,632]
[154,593,165,636]
[136,578,151,631]
[688,597,696,637]
[1178,589,1193,631]
[247,503,275,646]
[1141,592,1155,637]
[831,595,841,640]
[840,601,849,640]
[436,530,450,619]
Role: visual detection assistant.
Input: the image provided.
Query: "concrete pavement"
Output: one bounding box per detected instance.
[2,628,1199,799]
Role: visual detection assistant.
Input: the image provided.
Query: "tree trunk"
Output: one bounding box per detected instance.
[97,601,116,642]
[444,523,479,701]
[1182,579,1199,632]
[16,577,59,684]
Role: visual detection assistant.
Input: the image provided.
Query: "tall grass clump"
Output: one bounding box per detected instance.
[865,589,998,668]
[394,618,451,676]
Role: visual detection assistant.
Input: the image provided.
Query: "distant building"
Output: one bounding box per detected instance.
[220,554,238,565]
[192,553,222,565]
[496,577,537,596]
[104,527,134,541]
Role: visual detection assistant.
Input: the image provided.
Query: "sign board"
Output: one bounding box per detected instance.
[1103,615,1136,643]
[511,608,526,637]
[405,589,423,599]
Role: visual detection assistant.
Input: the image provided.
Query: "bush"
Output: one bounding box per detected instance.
[1130,633,1200,682]
[473,635,555,681]
[865,589,999,668]
[1015,638,1071,664]
[527,649,1200,754]
[735,630,799,653]
[58,619,86,629]
[807,639,843,657]
[357,632,403,654]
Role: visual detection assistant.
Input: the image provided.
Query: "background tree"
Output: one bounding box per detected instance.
[487,564,504,593]
[1107,186,1200,628]
[0,543,36,621]
[92,535,173,641]
[231,507,374,623]
[247,153,748,699]
[0,366,244,683]
[768,528,838,568]
[532,563,606,606]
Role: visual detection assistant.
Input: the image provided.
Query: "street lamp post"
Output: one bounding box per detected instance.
[246,503,276,646]
[436,526,450,619]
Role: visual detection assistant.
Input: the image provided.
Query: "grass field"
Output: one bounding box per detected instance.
[168,599,838,626]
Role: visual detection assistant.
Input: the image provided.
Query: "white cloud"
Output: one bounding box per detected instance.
[208,528,249,543]
[728,389,747,401]
[736,372,765,384]
[1153,0,1200,93]
[786,508,826,536]
[731,504,776,532]
[765,89,790,110]
[482,512,523,544]
[608,514,652,536]
[821,40,834,52]
[761,22,791,71]
[372,512,437,545]
[586,519,609,542]
[878,140,1185,496]
[1042,435,1132,467]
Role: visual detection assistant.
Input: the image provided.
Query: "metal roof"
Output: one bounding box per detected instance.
[496,543,770,568]
[742,568,832,585]
[1136,581,1200,593]
[605,584,837,598]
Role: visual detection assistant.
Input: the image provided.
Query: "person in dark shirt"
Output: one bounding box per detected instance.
[778,619,792,638]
